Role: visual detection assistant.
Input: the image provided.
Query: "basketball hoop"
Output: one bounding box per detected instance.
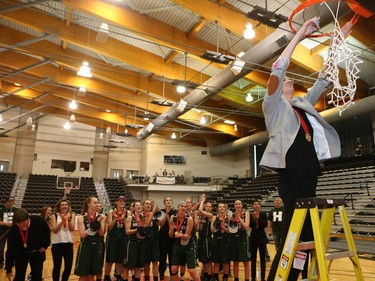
[289,0,371,38]
[289,0,367,115]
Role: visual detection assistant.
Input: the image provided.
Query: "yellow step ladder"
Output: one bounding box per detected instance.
[275,197,364,281]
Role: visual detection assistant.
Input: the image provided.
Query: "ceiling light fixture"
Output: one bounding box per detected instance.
[63,121,71,130]
[70,114,76,122]
[26,117,33,126]
[77,61,92,78]
[171,132,177,139]
[224,120,235,125]
[246,93,254,102]
[176,52,188,94]
[106,126,111,135]
[234,124,238,131]
[69,99,78,110]
[200,116,207,125]
[243,22,255,39]
[79,85,86,93]
[31,124,36,131]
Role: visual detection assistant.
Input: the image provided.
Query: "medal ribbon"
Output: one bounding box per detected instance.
[134,213,142,226]
[116,208,124,225]
[19,220,29,248]
[175,215,185,232]
[60,213,69,228]
[86,212,96,224]
[235,210,243,222]
[293,108,311,142]
[218,213,226,227]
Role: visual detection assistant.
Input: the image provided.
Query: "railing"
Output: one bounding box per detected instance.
[359,180,370,196]
[344,193,355,210]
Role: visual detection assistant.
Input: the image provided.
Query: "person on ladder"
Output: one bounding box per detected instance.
[260,17,353,281]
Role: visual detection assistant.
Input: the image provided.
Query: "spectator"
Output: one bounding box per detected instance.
[5,208,51,281]
[229,200,250,281]
[159,196,176,281]
[104,196,130,281]
[143,199,161,281]
[0,196,18,269]
[197,194,213,281]
[267,197,283,252]
[74,196,106,281]
[50,199,75,281]
[168,201,200,281]
[249,201,268,281]
[123,201,147,281]
[210,203,230,281]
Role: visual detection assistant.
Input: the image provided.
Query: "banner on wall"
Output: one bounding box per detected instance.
[156,176,175,184]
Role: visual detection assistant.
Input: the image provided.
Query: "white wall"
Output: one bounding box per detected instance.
[32,116,96,177]
[143,135,247,179]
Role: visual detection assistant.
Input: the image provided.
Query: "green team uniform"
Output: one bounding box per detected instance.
[75,214,105,276]
[144,213,160,263]
[211,215,230,263]
[171,215,197,269]
[229,211,251,262]
[106,209,127,263]
[198,215,212,263]
[123,214,146,268]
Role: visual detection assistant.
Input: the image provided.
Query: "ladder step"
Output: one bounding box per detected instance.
[296,241,315,251]
[326,251,354,261]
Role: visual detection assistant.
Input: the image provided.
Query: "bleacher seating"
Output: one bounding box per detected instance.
[103,178,133,207]
[208,157,375,241]
[0,172,16,204]
[22,174,63,214]
[68,177,97,214]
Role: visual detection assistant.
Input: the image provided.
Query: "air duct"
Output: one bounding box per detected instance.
[136,2,351,140]
[209,95,375,156]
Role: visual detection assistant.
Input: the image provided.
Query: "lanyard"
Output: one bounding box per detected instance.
[19,220,30,248]
[116,208,124,224]
[293,108,312,142]
[175,215,185,233]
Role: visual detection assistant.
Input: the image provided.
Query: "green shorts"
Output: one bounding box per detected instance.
[144,236,160,263]
[211,236,230,263]
[198,236,212,263]
[171,240,197,269]
[123,238,146,268]
[106,233,126,263]
[75,239,105,276]
[229,234,251,262]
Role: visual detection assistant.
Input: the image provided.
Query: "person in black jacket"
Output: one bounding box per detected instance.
[249,200,268,281]
[5,208,51,281]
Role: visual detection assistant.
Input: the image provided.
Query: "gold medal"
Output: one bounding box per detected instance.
[24,243,27,248]
[175,231,179,237]
[305,133,312,142]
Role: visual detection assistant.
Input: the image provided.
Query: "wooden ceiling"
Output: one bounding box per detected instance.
[0,0,374,147]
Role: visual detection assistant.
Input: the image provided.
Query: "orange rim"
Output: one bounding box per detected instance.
[289,0,359,38]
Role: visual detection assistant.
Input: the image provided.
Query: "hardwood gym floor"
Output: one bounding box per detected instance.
[1,231,374,281]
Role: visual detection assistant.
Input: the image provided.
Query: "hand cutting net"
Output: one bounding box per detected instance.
[323,8,363,115]
[289,0,366,115]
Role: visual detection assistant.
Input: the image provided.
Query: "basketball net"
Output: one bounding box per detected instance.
[322,3,363,115]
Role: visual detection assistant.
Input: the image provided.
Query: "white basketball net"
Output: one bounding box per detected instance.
[323,16,363,115]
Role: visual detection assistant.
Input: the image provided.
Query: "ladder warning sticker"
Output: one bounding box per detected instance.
[276,275,283,281]
[280,254,289,269]
[285,231,296,255]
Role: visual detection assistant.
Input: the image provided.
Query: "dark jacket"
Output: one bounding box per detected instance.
[5,215,51,272]
[249,211,268,245]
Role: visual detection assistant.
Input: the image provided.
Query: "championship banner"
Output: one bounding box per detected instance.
[156,176,176,184]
